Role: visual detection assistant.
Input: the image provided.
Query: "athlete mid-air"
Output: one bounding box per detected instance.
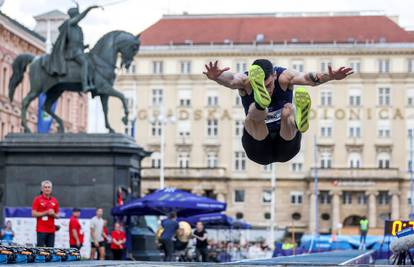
[204,59,353,165]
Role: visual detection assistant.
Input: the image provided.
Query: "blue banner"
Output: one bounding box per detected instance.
[37,93,57,133]
[4,207,96,219]
[131,119,136,138]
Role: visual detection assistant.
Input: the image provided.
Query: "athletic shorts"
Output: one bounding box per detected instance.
[91,241,105,248]
[242,128,301,165]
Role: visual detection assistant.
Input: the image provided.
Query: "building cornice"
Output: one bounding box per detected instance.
[138,43,414,57]
[0,15,45,51]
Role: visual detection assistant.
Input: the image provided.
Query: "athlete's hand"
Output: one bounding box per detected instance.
[328,66,353,80]
[203,61,230,81]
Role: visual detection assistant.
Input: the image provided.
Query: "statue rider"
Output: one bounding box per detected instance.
[42,4,101,92]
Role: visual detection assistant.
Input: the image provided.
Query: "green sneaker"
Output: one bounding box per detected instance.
[248,65,271,109]
[294,87,311,133]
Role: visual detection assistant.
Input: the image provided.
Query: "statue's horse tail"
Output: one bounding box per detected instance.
[9,54,34,102]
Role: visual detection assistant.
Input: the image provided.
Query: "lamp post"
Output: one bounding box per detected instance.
[155,104,175,189]
[313,135,319,237]
[270,163,276,249]
[410,131,414,219]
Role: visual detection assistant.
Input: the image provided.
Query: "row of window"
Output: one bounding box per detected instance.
[319,87,409,107]
[150,150,397,170]
[151,151,248,171]
[320,191,392,205]
[151,119,244,138]
[139,59,414,75]
[151,116,403,141]
[150,87,414,109]
[233,189,393,206]
[152,88,227,107]
[320,120,392,138]
[319,152,391,169]
[151,151,304,172]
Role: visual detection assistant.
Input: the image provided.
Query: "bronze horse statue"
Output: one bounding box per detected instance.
[8,30,140,133]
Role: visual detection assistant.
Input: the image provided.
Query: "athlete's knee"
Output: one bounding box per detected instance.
[244,120,268,141]
[281,103,294,119]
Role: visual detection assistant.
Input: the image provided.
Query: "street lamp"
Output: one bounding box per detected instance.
[409,131,414,219]
[270,163,276,250]
[150,104,175,189]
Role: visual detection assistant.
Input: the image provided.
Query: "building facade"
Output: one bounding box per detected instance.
[110,12,414,236]
[0,10,87,138]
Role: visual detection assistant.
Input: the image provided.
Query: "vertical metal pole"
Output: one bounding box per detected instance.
[309,135,319,253]
[270,163,276,249]
[410,132,414,218]
[159,103,165,189]
[313,135,319,236]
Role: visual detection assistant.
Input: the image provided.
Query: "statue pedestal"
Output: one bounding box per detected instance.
[0,133,159,260]
[0,133,148,212]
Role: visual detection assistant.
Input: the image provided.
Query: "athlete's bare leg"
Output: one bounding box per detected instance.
[279,103,298,141]
[244,103,268,141]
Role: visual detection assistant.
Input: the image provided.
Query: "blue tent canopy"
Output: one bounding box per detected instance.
[112,188,226,217]
[232,220,252,229]
[178,212,251,229]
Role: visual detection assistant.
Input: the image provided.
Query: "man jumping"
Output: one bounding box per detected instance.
[203,59,353,165]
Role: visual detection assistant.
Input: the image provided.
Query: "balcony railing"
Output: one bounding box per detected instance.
[142,167,226,179]
[308,167,400,179]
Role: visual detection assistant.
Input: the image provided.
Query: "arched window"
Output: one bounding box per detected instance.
[2,67,8,96]
[151,152,161,169]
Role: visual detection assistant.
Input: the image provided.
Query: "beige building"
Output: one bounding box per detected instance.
[110,12,414,237]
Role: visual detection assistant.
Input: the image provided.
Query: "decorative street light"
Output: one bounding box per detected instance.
[150,104,175,189]
[270,163,276,250]
[409,131,414,219]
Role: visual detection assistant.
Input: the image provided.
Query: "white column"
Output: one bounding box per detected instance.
[331,191,341,231]
[309,192,316,234]
[367,191,378,228]
[391,191,400,220]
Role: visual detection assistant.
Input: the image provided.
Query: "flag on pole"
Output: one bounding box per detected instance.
[37,93,57,133]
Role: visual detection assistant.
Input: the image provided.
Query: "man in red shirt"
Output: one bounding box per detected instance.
[110,222,126,260]
[31,180,59,247]
[69,208,83,249]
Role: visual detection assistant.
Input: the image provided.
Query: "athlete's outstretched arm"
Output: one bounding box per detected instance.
[203,61,247,90]
[282,65,353,88]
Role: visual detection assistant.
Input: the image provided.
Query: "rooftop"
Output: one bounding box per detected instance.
[140,12,414,46]
[33,9,67,20]
[0,10,45,42]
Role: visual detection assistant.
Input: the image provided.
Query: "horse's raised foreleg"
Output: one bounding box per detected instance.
[99,95,115,133]
[21,91,41,133]
[104,88,129,126]
[44,91,64,133]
